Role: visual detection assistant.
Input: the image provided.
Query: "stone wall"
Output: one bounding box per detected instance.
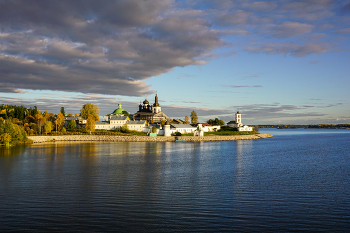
[28,134,273,143]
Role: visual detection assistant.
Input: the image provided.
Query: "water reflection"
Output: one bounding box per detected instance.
[1,136,349,232]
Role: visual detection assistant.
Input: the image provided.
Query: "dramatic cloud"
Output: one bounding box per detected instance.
[0,0,224,96]
[0,0,348,97]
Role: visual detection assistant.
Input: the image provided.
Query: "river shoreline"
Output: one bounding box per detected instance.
[28,133,273,143]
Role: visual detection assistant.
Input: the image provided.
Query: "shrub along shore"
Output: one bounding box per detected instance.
[28,133,273,143]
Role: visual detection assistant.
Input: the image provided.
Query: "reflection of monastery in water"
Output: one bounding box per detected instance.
[133,94,170,123]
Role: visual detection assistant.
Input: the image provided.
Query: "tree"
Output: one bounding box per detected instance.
[184,115,190,124]
[190,110,198,126]
[80,103,100,121]
[67,113,73,117]
[67,119,76,131]
[120,123,129,133]
[60,107,65,116]
[151,126,157,133]
[35,113,45,135]
[207,118,225,126]
[85,114,95,132]
[122,110,129,117]
[0,121,27,144]
[0,133,11,146]
[56,112,65,131]
[43,121,52,135]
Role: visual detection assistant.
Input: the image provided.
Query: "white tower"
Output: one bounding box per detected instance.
[235,111,242,126]
[164,121,171,136]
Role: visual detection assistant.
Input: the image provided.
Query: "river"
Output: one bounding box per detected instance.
[1,129,349,232]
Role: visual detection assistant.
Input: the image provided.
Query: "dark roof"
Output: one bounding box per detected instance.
[64,116,79,121]
[126,120,147,125]
[95,121,110,125]
[110,115,128,120]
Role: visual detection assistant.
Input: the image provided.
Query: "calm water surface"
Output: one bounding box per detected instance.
[1,129,350,232]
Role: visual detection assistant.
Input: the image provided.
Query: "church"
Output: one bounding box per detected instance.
[133,94,170,123]
[227,111,253,131]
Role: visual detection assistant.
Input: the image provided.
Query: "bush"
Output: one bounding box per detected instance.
[151,126,157,133]
[174,131,182,136]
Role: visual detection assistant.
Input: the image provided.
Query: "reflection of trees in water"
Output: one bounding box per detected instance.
[0,145,26,157]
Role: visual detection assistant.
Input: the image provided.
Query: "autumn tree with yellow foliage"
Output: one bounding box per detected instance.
[80,103,100,121]
[86,114,96,133]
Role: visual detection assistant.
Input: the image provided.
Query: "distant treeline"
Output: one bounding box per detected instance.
[0,105,39,121]
[258,124,350,129]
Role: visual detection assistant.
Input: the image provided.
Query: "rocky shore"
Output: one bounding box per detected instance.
[28,133,273,143]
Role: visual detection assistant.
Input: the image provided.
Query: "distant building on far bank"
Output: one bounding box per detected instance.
[227,111,253,131]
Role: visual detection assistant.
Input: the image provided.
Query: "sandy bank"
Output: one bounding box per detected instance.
[28,134,273,143]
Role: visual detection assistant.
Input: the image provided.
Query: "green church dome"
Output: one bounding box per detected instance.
[112,102,125,115]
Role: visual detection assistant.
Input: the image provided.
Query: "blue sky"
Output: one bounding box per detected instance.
[0,0,349,124]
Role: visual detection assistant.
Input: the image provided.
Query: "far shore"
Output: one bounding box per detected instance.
[28,133,273,144]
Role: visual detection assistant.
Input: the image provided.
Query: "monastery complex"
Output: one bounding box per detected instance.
[64,95,253,136]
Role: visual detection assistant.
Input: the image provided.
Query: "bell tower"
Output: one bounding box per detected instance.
[152,94,161,113]
[235,111,242,125]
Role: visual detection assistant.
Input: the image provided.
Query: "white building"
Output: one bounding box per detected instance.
[199,123,221,132]
[227,111,253,131]
[95,102,148,132]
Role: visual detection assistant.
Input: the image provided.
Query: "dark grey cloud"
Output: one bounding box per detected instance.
[0,0,347,97]
[0,0,224,96]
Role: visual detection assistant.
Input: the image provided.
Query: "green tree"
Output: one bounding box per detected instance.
[190,110,198,126]
[207,118,225,126]
[0,133,11,146]
[80,103,100,121]
[86,114,95,132]
[43,121,52,135]
[0,121,27,144]
[60,107,65,116]
[67,119,76,131]
[120,123,129,133]
[151,126,157,133]
[122,110,129,117]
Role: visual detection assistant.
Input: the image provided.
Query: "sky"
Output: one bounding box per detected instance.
[0,0,349,124]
